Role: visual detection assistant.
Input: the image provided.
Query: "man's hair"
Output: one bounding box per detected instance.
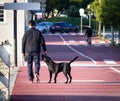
[28,20,35,26]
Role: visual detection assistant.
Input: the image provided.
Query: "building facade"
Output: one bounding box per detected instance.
[0,0,28,66]
[0,0,46,66]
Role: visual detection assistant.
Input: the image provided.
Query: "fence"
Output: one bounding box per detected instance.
[0,40,11,101]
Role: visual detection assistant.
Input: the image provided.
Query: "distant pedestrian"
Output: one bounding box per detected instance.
[85,27,93,46]
[22,20,47,83]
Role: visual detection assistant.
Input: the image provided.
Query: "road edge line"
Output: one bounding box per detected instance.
[58,34,97,64]
[110,67,120,74]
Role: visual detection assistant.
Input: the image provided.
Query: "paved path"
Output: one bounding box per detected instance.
[11,66,120,101]
[10,34,120,101]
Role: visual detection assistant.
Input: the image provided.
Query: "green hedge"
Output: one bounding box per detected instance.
[44,17,81,25]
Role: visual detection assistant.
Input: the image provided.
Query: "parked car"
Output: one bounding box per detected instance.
[36,22,53,33]
[50,22,79,33]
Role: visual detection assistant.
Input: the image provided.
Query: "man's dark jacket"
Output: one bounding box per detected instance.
[22,28,47,54]
[85,28,92,37]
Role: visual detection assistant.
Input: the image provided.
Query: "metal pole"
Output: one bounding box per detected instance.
[81,16,82,34]
[88,5,91,27]
[89,14,91,27]
[14,0,17,67]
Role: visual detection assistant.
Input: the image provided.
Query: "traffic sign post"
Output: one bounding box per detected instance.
[4,1,40,67]
[13,0,17,67]
[4,2,41,10]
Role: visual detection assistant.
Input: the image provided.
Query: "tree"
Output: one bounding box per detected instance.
[45,0,55,18]
[45,0,70,18]
[100,0,120,27]
[80,0,94,8]
[70,0,82,8]
[66,0,82,17]
[100,0,120,45]
[66,5,79,17]
[55,0,70,16]
[91,0,102,35]
[45,0,83,18]
[45,0,94,18]
[66,0,94,17]
[91,0,120,45]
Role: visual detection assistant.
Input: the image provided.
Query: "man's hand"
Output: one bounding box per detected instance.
[22,54,26,59]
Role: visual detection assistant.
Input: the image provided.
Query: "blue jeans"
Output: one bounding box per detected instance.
[26,53,40,81]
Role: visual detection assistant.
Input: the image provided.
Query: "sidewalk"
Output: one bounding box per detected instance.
[10,34,115,101]
[10,66,120,101]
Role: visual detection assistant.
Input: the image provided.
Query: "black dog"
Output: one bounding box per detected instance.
[41,54,78,83]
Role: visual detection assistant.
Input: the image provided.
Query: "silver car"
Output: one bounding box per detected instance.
[36,22,53,33]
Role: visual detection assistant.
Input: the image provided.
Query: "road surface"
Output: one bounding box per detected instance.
[11,33,120,101]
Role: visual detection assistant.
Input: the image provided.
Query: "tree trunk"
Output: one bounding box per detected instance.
[44,12,50,19]
[111,26,115,46]
[51,10,54,17]
[98,21,101,35]
[56,11,60,17]
[102,25,105,37]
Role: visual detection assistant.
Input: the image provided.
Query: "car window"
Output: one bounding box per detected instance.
[67,23,73,27]
[37,23,45,26]
[37,22,53,26]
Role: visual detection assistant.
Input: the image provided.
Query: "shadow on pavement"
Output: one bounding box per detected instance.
[10,95,120,101]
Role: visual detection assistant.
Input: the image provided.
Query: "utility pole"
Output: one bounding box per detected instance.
[13,0,17,67]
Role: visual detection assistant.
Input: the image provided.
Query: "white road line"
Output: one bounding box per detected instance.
[41,64,120,67]
[69,40,75,43]
[39,80,104,83]
[72,80,104,82]
[110,67,120,74]
[58,34,97,64]
[104,59,117,64]
[21,61,120,67]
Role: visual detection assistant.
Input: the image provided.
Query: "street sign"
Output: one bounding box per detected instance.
[4,3,40,10]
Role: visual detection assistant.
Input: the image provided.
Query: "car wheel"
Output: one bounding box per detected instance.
[51,31,55,33]
[60,29,64,33]
[74,29,79,33]
[43,29,47,33]
[65,30,69,33]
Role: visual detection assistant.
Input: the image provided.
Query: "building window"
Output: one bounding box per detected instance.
[0,5,4,22]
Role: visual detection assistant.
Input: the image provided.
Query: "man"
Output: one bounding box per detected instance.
[22,20,47,83]
[85,27,93,46]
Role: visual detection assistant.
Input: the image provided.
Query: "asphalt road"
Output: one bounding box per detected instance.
[11,33,120,101]
[44,34,119,65]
